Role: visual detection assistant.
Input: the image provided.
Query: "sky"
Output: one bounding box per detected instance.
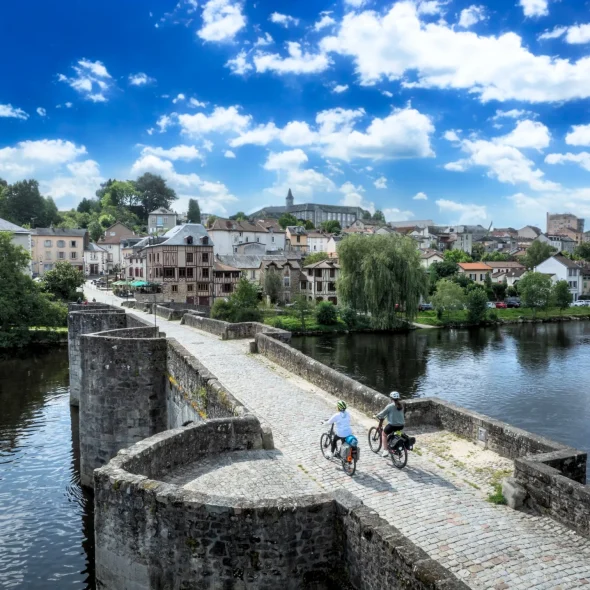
[2,0,590,229]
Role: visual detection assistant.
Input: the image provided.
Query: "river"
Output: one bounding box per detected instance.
[291,322,590,468]
[0,348,94,589]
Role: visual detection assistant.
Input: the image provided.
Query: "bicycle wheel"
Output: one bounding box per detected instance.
[389,441,408,469]
[342,454,357,476]
[320,433,332,460]
[367,427,382,453]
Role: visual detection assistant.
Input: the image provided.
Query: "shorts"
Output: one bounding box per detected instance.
[384,424,404,435]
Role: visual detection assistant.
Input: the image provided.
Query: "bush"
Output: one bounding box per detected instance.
[315,301,338,325]
[488,310,498,322]
[211,299,234,321]
[339,306,357,328]
[466,288,488,325]
[234,307,263,323]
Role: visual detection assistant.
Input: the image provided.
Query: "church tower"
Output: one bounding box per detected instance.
[286,188,294,208]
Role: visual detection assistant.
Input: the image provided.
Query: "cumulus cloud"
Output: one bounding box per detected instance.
[458,5,486,28]
[383,207,414,221]
[226,50,253,75]
[140,145,203,161]
[519,0,548,18]
[198,0,246,42]
[0,104,29,120]
[332,84,349,93]
[172,93,186,104]
[566,124,590,146]
[538,24,590,44]
[254,42,331,75]
[36,107,47,117]
[157,114,176,133]
[496,120,551,151]
[320,1,590,103]
[254,33,273,46]
[57,59,112,102]
[129,72,156,86]
[43,159,104,201]
[413,192,428,200]
[224,150,236,158]
[374,176,387,189]
[314,14,336,31]
[339,181,374,212]
[491,109,536,120]
[381,90,393,97]
[189,97,207,108]
[178,106,251,136]
[269,12,299,28]
[436,199,488,224]
[545,152,590,172]
[443,130,460,142]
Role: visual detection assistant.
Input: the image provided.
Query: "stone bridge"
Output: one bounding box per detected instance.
[69,292,590,589]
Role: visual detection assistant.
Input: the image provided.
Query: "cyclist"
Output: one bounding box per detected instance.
[376,391,405,458]
[322,400,354,456]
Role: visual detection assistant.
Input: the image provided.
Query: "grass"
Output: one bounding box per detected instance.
[29,326,68,332]
[264,314,349,333]
[487,483,508,505]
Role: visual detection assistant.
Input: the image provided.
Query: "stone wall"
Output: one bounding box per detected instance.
[67,307,126,406]
[79,326,168,488]
[95,418,468,590]
[182,313,291,342]
[154,305,183,321]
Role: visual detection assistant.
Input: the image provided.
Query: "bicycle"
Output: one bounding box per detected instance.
[368,418,414,469]
[320,423,358,476]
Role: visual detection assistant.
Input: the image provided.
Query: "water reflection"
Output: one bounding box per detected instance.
[292,322,590,474]
[0,348,94,589]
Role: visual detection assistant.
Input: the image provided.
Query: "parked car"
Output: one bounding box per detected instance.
[419,302,433,311]
[486,302,496,309]
[495,301,508,309]
[572,300,589,307]
[505,297,521,308]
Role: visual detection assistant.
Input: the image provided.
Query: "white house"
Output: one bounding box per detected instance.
[307,231,330,253]
[84,243,109,276]
[419,249,444,269]
[535,254,582,301]
[1,217,32,274]
[97,223,136,271]
[326,235,343,258]
[546,234,576,254]
[208,218,285,255]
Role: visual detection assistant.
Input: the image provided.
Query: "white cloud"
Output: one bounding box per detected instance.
[374,176,387,189]
[566,124,590,146]
[203,139,214,152]
[497,119,551,151]
[519,0,548,18]
[443,130,460,142]
[417,1,446,16]
[413,191,428,200]
[226,50,253,75]
[339,181,374,212]
[509,188,590,226]
[198,0,246,42]
[545,152,590,172]
[189,97,207,108]
[436,199,488,224]
[157,114,175,133]
[65,102,73,108]
[538,24,590,44]
[147,128,155,135]
[321,1,590,103]
[314,14,336,31]
[344,0,366,7]
[492,109,535,120]
[0,140,87,170]
[254,33,274,46]
[332,84,349,93]
[224,150,236,158]
[140,145,203,161]
[458,5,486,28]
[178,106,251,136]
[58,59,112,102]
[129,72,156,86]
[254,42,331,75]
[36,107,47,117]
[383,207,414,220]
[0,104,29,120]
[269,12,299,28]
[538,26,567,41]
[172,93,186,104]
[381,90,393,97]
[43,159,104,201]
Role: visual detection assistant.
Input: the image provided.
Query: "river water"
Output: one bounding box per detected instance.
[0,348,94,589]
[292,322,590,467]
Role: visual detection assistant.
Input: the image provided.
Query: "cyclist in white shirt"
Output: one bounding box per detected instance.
[322,400,354,455]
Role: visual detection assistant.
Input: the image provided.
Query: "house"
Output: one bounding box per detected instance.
[148,208,178,235]
[579,262,590,296]
[419,249,444,269]
[375,226,397,236]
[326,235,343,259]
[491,268,527,286]
[262,258,302,303]
[0,217,32,275]
[208,218,285,255]
[518,225,543,240]
[307,231,330,253]
[484,261,526,275]
[84,243,109,276]
[302,259,340,304]
[31,228,88,276]
[145,224,214,305]
[98,223,136,271]
[457,262,493,283]
[121,237,145,279]
[474,235,518,254]
[492,227,518,238]
[389,219,434,229]
[213,260,242,299]
[535,254,583,301]
[552,226,584,247]
[286,226,308,253]
[123,236,152,281]
[546,234,576,254]
[347,218,383,232]
[546,212,584,235]
[217,254,263,284]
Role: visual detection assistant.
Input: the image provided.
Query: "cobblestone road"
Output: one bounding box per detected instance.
[87,289,590,589]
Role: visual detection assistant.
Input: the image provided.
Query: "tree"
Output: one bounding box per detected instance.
[101,180,139,209]
[444,249,472,263]
[290,295,313,329]
[484,272,493,299]
[429,260,458,287]
[466,288,489,325]
[44,197,61,226]
[524,240,555,269]
[320,220,341,233]
[431,279,466,320]
[77,197,100,214]
[134,173,177,220]
[206,215,217,228]
[264,271,283,304]
[482,251,512,262]
[553,280,572,314]
[361,210,372,220]
[338,233,428,328]
[0,180,49,227]
[211,278,261,322]
[187,199,201,223]
[303,252,329,266]
[230,211,247,221]
[471,243,485,262]
[575,242,590,261]
[518,272,553,317]
[278,213,298,229]
[372,210,386,223]
[42,261,85,301]
[492,282,507,302]
[303,220,315,230]
[88,220,104,242]
[506,285,518,297]
[316,301,338,325]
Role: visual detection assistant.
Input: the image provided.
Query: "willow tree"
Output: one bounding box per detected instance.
[337,234,428,328]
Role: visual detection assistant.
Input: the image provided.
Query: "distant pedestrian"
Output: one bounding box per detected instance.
[77,297,82,304]
[92,298,96,302]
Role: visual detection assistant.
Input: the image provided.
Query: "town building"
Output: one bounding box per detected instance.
[546,234,576,254]
[579,262,590,296]
[84,243,109,276]
[286,226,308,253]
[307,231,330,253]
[485,261,526,275]
[419,249,444,269]
[145,224,213,305]
[31,228,88,276]
[148,208,178,235]
[388,219,434,229]
[347,218,384,233]
[546,213,584,235]
[262,258,302,303]
[0,217,32,275]
[97,223,136,271]
[474,235,518,254]
[208,218,285,256]
[302,259,340,304]
[491,268,528,287]
[535,254,582,301]
[492,227,518,238]
[213,260,242,299]
[120,237,145,278]
[249,189,366,228]
[326,235,343,258]
[457,262,493,283]
[518,226,543,240]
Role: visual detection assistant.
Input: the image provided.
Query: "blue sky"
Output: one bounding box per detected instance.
[2,0,590,229]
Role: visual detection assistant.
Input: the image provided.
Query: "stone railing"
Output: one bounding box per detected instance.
[95,417,468,590]
[181,314,291,342]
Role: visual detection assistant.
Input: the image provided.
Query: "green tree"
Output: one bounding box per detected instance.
[264,271,283,304]
[88,220,103,242]
[303,251,329,266]
[206,215,218,228]
[492,282,507,302]
[482,251,512,262]
[506,285,518,297]
[77,197,100,214]
[518,272,553,317]
[552,280,572,313]
[361,210,372,220]
[134,173,177,221]
[230,211,247,221]
[303,220,315,230]
[101,180,138,209]
[187,199,201,223]
[471,243,485,261]
[42,261,85,301]
[0,180,49,227]
[444,249,472,263]
[524,240,555,269]
[320,220,341,233]
[484,272,493,299]
[466,288,489,325]
[337,233,428,328]
[429,260,458,288]
[290,295,313,330]
[372,210,386,223]
[431,279,466,320]
[574,242,590,261]
[278,213,298,229]
[316,301,338,325]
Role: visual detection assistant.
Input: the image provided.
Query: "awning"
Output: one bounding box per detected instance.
[131,280,149,287]
[112,280,128,286]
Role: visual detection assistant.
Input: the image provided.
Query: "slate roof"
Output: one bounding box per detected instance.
[143,224,212,247]
[550,253,581,269]
[0,217,30,233]
[209,218,265,232]
[33,227,87,236]
[303,259,340,270]
[419,249,444,259]
[217,255,263,270]
[85,242,107,252]
[149,208,176,215]
[485,261,526,269]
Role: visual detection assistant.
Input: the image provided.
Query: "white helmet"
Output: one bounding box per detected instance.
[390,391,400,399]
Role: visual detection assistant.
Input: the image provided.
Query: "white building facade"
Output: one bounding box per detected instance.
[535,254,582,301]
[307,232,330,253]
[208,219,286,256]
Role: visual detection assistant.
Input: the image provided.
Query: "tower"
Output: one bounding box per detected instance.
[286,188,294,208]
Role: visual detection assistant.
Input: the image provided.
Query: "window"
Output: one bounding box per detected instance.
[223,283,233,293]
[301,281,307,290]
[186,267,194,278]
[157,216,163,226]
[44,240,52,247]
[202,253,209,263]
[164,268,175,278]
[58,251,65,259]
[328,283,336,292]
[163,217,167,224]
[129,268,133,276]
[272,236,275,243]
[198,283,208,291]
[296,235,301,243]
[179,268,186,278]
[140,268,143,277]
[317,281,323,291]
[308,269,313,276]
[70,252,77,259]
[171,285,178,292]
[186,252,194,263]
[250,270,256,279]
[157,253,160,262]
[57,240,65,247]
[284,276,290,288]
[187,284,194,292]
[70,241,77,248]
[202,268,209,279]
[246,237,249,242]
[239,232,243,237]
[315,269,322,277]
[329,269,336,278]
[480,274,485,281]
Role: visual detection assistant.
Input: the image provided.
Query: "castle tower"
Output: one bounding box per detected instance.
[286,188,294,208]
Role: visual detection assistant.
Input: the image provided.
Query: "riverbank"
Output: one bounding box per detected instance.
[0,326,68,351]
